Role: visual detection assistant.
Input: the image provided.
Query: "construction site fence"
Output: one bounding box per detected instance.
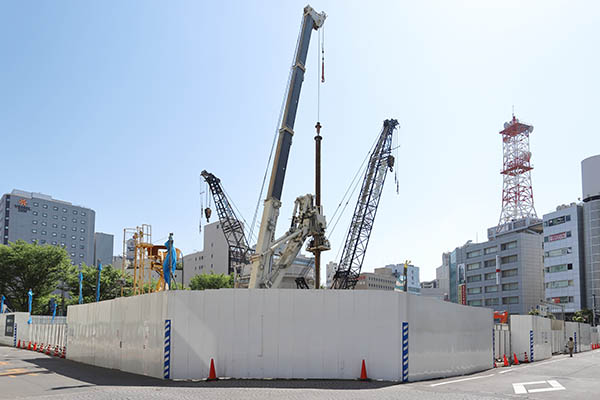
[0,312,67,351]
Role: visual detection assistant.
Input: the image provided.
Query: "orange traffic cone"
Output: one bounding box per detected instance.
[207,358,217,381]
[513,353,519,365]
[360,359,368,380]
[503,354,509,367]
[60,346,66,359]
[53,345,60,357]
[38,343,44,353]
[27,341,32,350]
[523,352,529,363]
[33,343,37,351]
[16,340,20,348]
[45,344,52,355]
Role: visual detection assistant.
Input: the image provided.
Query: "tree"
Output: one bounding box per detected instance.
[64,263,133,304]
[0,240,71,313]
[573,309,593,323]
[189,273,233,290]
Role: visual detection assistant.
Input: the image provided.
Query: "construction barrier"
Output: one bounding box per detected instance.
[67,290,493,382]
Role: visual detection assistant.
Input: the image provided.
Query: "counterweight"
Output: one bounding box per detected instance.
[331,119,399,289]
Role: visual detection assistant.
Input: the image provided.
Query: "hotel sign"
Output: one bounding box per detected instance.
[14,198,30,213]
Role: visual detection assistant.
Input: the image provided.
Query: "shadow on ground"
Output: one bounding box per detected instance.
[25,354,400,390]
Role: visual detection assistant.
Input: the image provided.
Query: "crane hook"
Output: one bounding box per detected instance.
[204,207,212,222]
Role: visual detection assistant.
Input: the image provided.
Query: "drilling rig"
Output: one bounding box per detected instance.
[331,119,399,289]
[248,5,330,289]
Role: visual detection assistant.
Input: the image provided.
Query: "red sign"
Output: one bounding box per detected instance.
[549,232,567,242]
[459,284,467,305]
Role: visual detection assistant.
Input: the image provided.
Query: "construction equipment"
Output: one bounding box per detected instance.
[248,5,329,289]
[201,170,253,286]
[494,311,509,324]
[331,119,399,289]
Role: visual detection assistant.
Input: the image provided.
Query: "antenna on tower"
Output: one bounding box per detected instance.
[496,113,537,234]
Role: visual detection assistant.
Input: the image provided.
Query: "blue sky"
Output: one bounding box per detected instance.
[1,1,598,281]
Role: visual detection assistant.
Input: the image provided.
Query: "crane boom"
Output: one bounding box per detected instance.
[201,170,252,277]
[249,5,327,288]
[331,119,399,289]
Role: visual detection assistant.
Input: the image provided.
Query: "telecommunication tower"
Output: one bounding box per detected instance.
[496,114,537,232]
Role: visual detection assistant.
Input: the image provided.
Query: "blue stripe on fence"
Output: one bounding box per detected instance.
[13,323,17,347]
[402,322,409,383]
[529,330,534,362]
[164,319,171,379]
[574,332,577,353]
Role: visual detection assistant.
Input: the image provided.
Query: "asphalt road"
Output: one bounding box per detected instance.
[1,345,599,399]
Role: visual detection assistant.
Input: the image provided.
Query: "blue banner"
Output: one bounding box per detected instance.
[27,289,33,324]
[50,298,56,323]
[1,295,4,313]
[96,263,102,302]
[79,271,83,304]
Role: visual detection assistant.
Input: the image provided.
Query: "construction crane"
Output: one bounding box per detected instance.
[201,170,253,285]
[330,119,399,289]
[248,5,329,289]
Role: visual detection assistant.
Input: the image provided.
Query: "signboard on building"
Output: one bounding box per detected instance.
[548,232,567,242]
[459,283,467,305]
[4,315,14,337]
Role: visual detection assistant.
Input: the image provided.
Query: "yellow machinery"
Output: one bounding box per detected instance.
[122,225,183,295]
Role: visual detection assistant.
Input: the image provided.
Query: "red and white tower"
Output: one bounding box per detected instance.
[497,114,537,232]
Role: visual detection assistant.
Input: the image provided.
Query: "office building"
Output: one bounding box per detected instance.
[94,232,114,267]
[325,261,338,288]
[354,270,396,291]
[0,189,96,265]
[582,155,600,320]
[542,204,585,315]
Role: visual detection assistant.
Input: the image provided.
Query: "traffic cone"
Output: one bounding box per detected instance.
[60,346,66,359]
[33,343,37,351]
[53,345,60,357]
[45,344,52,355]
[207,358,217,381]
[16,340,20,348]
[27,341,32,350]
[513,353,519,365]
[503,354,509,367]
[360,359,368,380]
[523,352,529,363]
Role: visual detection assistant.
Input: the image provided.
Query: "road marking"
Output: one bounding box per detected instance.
[430,374,495,387]
[499,358,564,374]
[513,380,566,394]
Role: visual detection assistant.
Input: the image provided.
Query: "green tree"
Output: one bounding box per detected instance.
[64,263,133,304]
[189,273,233,290]
[0,240,71,313]
[573,309,593,323]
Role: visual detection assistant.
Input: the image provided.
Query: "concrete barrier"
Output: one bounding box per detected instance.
[67,290,492,382]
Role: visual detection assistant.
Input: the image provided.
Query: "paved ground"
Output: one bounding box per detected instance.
[1,345,599,399]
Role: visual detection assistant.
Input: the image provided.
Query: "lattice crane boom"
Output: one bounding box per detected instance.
[201,170,252,275]
[331,119,399,290]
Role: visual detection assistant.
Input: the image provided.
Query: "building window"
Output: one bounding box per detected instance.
[467,250,481,259]
[41,230,47,235]
[80,245,85,249]
[501,241,517,251]
[81,220,85,224]
[71,244,76,248]
[484,272,496,280]
[81,211,86,216]
[544,247,572,258]
[71,252,75,257]
[40,240,46,244]
[62,208,67,213]
[467,262,481,271]
[61,225,66,230]
[467,275,482,283]
[468,299,482,306]
[544,215,571,227]
[485,285,498,293]
[546,296,574,304]
[32,229,37,234]
[544,231,572,243]
[80,228,85,233]
[71,235,76,240]
[33,211,38,216]
[31,238,36,243]
[32,220,38,225]
[485,298,499,306]
[51,241,57,245]
[545,280,574,289]
[484,259,496,268]
[33,202,38,207]
[80,237,85,241]
[61,242,65,247]
[502,296,519,305]
[41,221,47,226]
[502,269,518,278]
[467,287,482,295]
[52,232,57,237]
[72,227,77,231]
[53,215,58,220]
[501,254,518,264]
[52,223,58,228]
[62,216,67,221]
[42,204,48,209]
[73,210,78,215]
[61,233,66,238]
[53,206,58,211]
[42,213,48,218]
[79,254,84,258]
[502,282,518,291]
[545,264,573,273]
[484,246,497,255]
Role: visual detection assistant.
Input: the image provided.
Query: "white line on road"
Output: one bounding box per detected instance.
[430,374,495,387]
[513,380,566,394]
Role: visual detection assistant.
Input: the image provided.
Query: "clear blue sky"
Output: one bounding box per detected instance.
[1,1,598,282]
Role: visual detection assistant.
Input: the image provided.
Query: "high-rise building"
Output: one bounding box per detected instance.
[94,232,114,267]
[582,155,600,320]
[0,190,95,265]
[325,261,338,288]
[542,204,585,315]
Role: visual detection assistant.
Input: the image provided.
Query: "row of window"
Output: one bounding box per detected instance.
[467,282,518,295]
[30,238,85,250]
[466,241,517,259]
[468,296,519,307]
[544,214,571,227]
[544,247,572,258]
[545,263,573,273]
[31,203,87,217]
[31,212,86,224]
[31,230,86,240]
[31,221,85,232]
[466,255,518,271]
[546,296,574,304]
[545,279,574,289]
[467,268,518,283]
